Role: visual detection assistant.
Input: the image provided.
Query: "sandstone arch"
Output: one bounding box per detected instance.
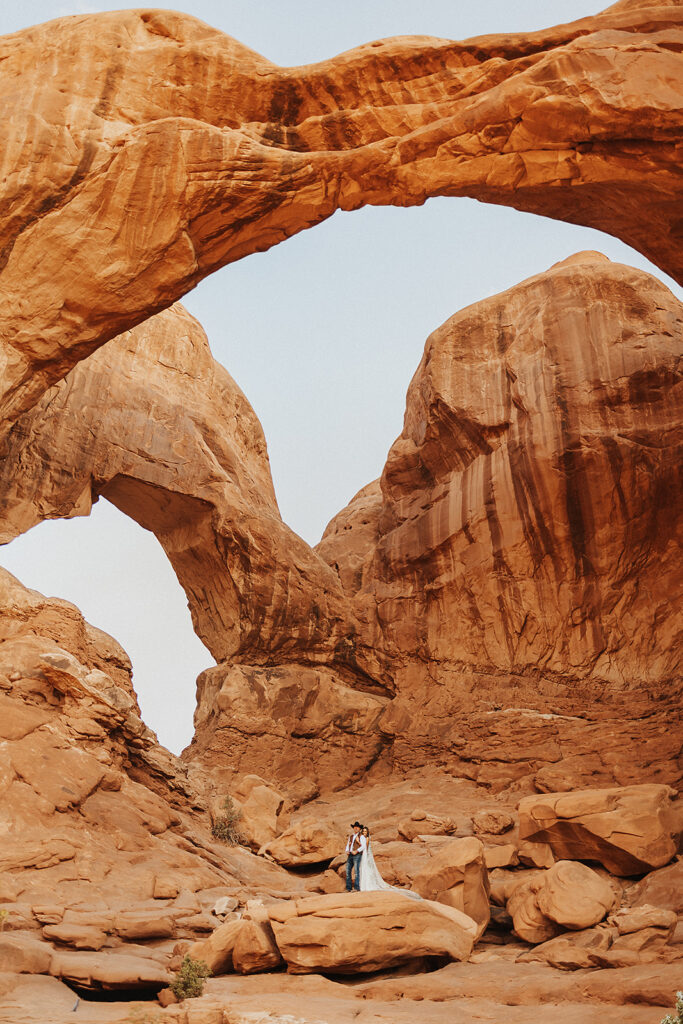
[2,253,680,792]
[1,1,681,435]
[0,303,384,688]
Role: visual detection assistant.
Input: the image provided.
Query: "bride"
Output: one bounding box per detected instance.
[359,825,421,899]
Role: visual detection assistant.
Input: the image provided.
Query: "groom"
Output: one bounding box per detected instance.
[345,821,366,892]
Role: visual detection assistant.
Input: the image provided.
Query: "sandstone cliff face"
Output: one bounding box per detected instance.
[0,565,279,909]
[0,2,681,435]
[320,252,681,683]
[317,252,682,788]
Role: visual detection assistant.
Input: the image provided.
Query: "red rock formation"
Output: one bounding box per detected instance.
[518,785,682,875]
[318,252,682,789]
[0,564,311,990]
[0,2,681,434]
[3,253,680,795]
[0,302,378,681]
[0,299,394,793]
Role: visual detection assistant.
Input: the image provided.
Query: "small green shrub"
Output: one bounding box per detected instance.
[211,795,243,845]
[662,992,683,1024]
[171,955,211,1001]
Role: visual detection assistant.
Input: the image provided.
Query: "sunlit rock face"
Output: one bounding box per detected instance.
[0,302,390,793]
[0,302,380,684]
[0,565,223,906]
[2,252,679,796]
[318,253,682,788]
[0,1,681,435]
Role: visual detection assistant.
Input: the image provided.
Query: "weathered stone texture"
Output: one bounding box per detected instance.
[0,4,681,435]
[317,253,682,785]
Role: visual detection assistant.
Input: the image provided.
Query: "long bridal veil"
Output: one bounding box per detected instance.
[359,842,421,900]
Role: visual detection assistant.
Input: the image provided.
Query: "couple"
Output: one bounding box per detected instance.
[344,821,419,899]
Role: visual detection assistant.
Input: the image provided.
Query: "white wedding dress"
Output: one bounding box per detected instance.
[359,841,421,900]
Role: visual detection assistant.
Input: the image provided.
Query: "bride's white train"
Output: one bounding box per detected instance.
[359,834,421,900]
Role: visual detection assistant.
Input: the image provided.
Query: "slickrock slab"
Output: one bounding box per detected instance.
[114,910,176,941]
[413,837,491,938]
[41,922,107,951]
[1,4,681,436]
[357,959,683,1007]
[0,975,80,1023]
[517,926,613,970]
[49,950,171,991]
[609,906,678,938]
[0,934,53,974]
[518,785,681,875]
[268,891,477,974]
[262,820,345,868]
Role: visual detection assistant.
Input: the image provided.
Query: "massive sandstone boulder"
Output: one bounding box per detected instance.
[0,2,681,435]
[268,891,477,974]
[505,861,617,943]
[412,837,491,938]
[518,785,682,875]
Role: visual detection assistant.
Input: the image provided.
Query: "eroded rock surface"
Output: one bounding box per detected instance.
[0,303,369,677]
[269,891,477,974]
[1,2,682,434]
[518,785,682,875]
[318,253,682,789]
[0,565,310,991]
[3,254,681,797]
[0,300,394,793]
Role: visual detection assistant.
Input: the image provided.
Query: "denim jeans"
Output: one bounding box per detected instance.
[346,852,361,891]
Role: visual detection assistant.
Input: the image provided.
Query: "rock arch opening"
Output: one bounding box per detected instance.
[0,499,209,755]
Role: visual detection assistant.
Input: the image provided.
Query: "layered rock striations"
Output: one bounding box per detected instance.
[317,252,682,787]
[0,302,368,674]
[1,1,682,435]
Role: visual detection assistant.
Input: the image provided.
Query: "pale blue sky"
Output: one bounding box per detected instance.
[3,2,681,754]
